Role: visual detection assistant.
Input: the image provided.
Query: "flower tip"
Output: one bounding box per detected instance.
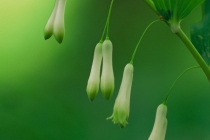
[103,91,113,100]
[88,98,93,102]
[44,30,53,40]
[107,116,127,128]
[119,121,128,128]
[55,35,63,44]
[87,95,95,102]
[44,34,52,40]
[104,96,110,100]
[86,81,99,102]
[101,81,114,100]
[106,116,113,120]
[120,124,125,128]
[44,36,50,40]
[53,15,65,44]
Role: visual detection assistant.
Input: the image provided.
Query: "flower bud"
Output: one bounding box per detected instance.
[53,0,66,43]
[44,0,66,43]
[148,104,168,140]
[107,63,134,128]
[100,39,114,100]
[86,43,103,101]
[44,0,59,40]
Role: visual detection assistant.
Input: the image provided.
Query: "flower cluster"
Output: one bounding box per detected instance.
[83,0,207,139]
[86,0,134,128]
[86,39,114,101]
[44,0,67,43]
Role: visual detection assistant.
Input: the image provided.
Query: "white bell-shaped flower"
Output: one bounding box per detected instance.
[107,63,134,127]
[86,43,103,101]
[44,0,59,40]
[148,104,168,140]
[44,0,66,43]
[100,39,114,100]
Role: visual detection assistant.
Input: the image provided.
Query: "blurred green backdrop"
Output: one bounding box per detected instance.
[0,0,210,140]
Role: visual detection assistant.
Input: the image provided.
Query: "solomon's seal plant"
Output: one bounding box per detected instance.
[10,0,208,139]
[85,0,210,139]
[2,0,210,139]
[144,0,210,81]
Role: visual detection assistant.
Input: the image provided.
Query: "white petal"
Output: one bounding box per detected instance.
[108,63,134,127]
[118,64,133,100]
[115,64,134,115]
[100,40,114,100]
[148,104,168,140]
[44,0,59,40]
[54,0,67,43]
[87,43,103,101]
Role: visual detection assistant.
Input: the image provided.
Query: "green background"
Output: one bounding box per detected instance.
[0,0,210,140]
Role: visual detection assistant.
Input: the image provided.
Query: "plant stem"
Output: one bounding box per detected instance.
[143,1,210,81]
[99,0,114,42]
[100,20,108,43]
[163,66,200,105]
[106,0,114,40]
[130,20,159,64]
[176,28,210,81]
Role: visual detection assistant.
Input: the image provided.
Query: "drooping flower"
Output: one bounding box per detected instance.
[148,104,168,140]
[100,39,115,100]
[152,0,204,33]
[107,63,134,128]
[44,0,67,43]
[86,43,103,101]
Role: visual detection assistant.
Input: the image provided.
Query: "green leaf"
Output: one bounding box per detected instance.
[191,0,210,65]
[152,0,204,22]
[178,0,205,19]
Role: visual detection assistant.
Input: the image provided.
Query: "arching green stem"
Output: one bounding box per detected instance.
[99,0,114,42]
[130,20,160,64]
[176,28,210,82]
[143,1,210,82]
[106,0,114,40]
[163,66,201,105]
[100,20,108,43]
